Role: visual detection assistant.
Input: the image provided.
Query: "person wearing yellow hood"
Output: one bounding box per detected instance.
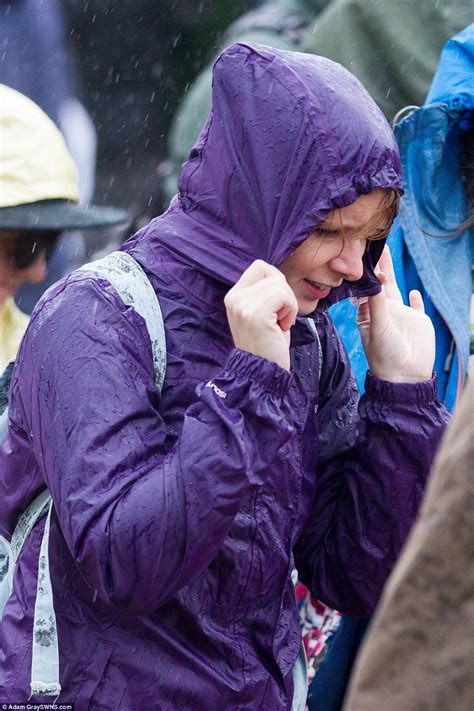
[0,84,127,372]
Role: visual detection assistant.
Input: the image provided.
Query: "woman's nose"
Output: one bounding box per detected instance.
[330,240,365,282]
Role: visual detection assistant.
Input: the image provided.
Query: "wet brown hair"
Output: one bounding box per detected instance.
[312,187,401,241]
[353,187,401,241]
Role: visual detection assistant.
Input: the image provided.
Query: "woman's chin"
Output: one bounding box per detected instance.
[297,300,318,316]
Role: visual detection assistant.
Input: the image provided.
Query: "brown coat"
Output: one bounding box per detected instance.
[345,378,474,711]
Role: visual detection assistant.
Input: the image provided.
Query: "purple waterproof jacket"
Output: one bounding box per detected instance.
[0,44,448,709]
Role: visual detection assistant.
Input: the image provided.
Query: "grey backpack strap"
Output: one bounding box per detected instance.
[0,489,52,616]
[0,408,8,444]
[0,489,58,697]
[79,251,167,390]
[30,498,60,698]
[0,360,15,443]
[1,251,167,699]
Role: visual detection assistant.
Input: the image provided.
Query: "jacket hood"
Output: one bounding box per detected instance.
[136,43,401,303]
[394,25,474,242]
[391,24,473,385]
[425,23,474,108]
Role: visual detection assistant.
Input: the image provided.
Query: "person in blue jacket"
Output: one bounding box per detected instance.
[331,23,473,412]
[312,24,474,711]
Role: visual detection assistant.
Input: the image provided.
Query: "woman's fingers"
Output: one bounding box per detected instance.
[234,258,282,287]
[408,289,425,312]
[376,245,393,277]
[376,246,402,302]
[235,274,297,320]
[224,260,297,370]
[356,300,371,329]
[277,305,296,332]
[364,290,388,334]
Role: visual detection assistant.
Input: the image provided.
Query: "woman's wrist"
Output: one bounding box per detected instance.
[374,373,433,384]
[365,372,438,406]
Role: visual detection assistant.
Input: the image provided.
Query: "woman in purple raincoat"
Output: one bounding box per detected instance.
[0,44,448,709]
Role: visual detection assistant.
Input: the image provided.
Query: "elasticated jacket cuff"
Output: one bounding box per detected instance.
[365,372,439,406]
[223,348,293,397]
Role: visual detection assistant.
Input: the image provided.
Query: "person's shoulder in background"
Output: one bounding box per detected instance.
[302,0,472,121]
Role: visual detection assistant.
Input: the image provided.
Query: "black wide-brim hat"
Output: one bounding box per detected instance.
[0,199,128,232]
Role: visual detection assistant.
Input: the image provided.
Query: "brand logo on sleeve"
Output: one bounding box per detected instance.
[206,381,227,399]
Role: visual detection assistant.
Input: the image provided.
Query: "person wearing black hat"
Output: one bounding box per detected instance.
[0,84,127,370]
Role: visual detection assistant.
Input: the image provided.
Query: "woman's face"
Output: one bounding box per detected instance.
[0,231,47,306]
[280,189,387,315]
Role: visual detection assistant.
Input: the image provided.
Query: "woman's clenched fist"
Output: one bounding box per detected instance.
[224,260,298,371]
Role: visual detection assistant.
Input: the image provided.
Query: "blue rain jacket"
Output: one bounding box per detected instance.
[331,24,474,412]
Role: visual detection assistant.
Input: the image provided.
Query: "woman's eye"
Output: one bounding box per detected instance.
[315,229,340,239]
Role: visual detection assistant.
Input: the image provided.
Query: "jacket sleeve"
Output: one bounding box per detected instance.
[294,318,450,618]
[16,275,295,613]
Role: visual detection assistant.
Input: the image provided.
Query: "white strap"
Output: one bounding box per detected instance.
[0,536,13,616]
[0,407,8,443]
[291,642,308,711]
[0,489,52,619]
[30,499,61,698]
[306,318,323,379]
[79,251,167,391]
[10,488,52,563]
[291,570,308,711]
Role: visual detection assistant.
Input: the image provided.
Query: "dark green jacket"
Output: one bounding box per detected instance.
[303,0,472,119]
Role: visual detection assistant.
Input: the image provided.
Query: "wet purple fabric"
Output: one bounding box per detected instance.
[0,44,448,709]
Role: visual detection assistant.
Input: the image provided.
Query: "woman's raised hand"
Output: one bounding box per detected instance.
[357,246,435,383]
[224,260,298,371]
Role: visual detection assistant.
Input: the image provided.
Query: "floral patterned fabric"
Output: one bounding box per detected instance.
[296,582,341,683]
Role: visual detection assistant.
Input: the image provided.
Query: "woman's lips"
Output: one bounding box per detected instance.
[302,279,331,300]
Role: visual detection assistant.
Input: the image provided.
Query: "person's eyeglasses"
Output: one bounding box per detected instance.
[6,231,60,269]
